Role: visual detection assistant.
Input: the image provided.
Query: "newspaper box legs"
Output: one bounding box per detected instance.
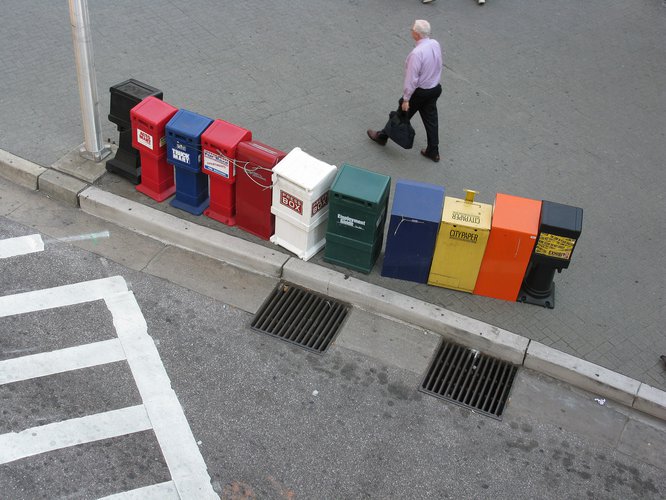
[136,156,175,202]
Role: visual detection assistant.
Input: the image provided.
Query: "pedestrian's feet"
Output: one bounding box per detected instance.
[420,149,440,163]
[367,129,387,146]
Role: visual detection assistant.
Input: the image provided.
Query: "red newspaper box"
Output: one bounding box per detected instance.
[236,141,287,240]
[130,96,178,201]
[201,119,252,225]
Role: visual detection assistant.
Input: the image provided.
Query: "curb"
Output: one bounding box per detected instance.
[0,150,46,190]
[39,169,88,207]
[283,258,529,365]
[524,341,641,407]
[1,151,665,422]
[79,186,289,278]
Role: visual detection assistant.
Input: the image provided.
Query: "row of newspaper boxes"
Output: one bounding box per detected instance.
[107,80,582,307]
[237,150,583,308]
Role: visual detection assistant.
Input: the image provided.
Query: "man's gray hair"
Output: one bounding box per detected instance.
[412,19,431,37]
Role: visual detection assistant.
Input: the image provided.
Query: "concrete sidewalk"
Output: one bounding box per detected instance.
[0,1,664,410]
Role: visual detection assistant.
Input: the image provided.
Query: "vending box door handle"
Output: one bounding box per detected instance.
[136,118,152,130]
[173,133,190,143]
[335,193,372,207]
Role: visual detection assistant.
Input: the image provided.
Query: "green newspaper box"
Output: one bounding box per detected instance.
[324,163,391,273]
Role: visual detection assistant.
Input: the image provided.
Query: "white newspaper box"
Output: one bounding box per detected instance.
[270,147,337,260]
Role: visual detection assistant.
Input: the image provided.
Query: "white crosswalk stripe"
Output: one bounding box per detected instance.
[0,405,153,465]
[98,481,180,500]
[0,275,127,318]
[0,272,217,499]
[0,339,125,385]
[0,234,43,258]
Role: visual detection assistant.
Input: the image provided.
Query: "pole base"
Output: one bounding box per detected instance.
[518,282,555,309]
[79,144,112,163]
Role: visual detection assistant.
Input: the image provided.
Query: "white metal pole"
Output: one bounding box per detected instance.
[68,0,111,162]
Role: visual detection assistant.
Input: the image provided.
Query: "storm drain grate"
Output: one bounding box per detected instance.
[251,282,349,353]
[420,340,518,419]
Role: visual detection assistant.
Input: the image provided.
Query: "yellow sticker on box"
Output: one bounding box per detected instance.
[535,233,576,260]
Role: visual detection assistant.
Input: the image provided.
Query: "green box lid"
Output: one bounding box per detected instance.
[331,163,391,204]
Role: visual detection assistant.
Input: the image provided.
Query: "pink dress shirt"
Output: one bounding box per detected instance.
[403,38,443,101]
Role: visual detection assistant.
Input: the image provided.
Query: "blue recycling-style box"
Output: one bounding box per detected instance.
[381,179,445,283]
[166,109,213,215]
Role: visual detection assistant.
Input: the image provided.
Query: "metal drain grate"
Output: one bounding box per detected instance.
[420,340,518,419]
[251,282,349,353]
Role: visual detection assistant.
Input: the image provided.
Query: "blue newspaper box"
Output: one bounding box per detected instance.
[381,179,445,283]
[166,109,213,215]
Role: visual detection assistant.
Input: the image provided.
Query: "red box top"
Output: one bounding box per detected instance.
[201,119,252,158]
[491,193,542,235]
[130,96,178,129]
[236,140,286,168]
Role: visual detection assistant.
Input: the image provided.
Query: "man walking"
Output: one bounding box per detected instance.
[367,19,443,162]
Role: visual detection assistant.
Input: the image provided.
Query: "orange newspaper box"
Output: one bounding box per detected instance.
[473,193,542,301]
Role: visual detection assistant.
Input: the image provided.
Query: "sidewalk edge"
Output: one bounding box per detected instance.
[79,186,289,278]
[0,150,47,190]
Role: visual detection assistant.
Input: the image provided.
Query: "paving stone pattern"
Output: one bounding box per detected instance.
[0,0,664,389]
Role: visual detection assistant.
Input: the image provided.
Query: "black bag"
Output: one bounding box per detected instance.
[384,110,415,149]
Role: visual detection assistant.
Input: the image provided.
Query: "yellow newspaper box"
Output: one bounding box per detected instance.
[428,190,492,292]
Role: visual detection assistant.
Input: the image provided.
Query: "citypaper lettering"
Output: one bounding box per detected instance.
[452,211,480,224]
[449,229,478,243]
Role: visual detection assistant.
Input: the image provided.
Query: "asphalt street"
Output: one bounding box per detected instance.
[1,174,666,499]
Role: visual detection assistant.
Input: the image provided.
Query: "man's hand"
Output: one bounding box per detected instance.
[401,100,410,112]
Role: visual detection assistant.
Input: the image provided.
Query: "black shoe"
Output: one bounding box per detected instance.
[420,149,440,162]
[367,129,387,146]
